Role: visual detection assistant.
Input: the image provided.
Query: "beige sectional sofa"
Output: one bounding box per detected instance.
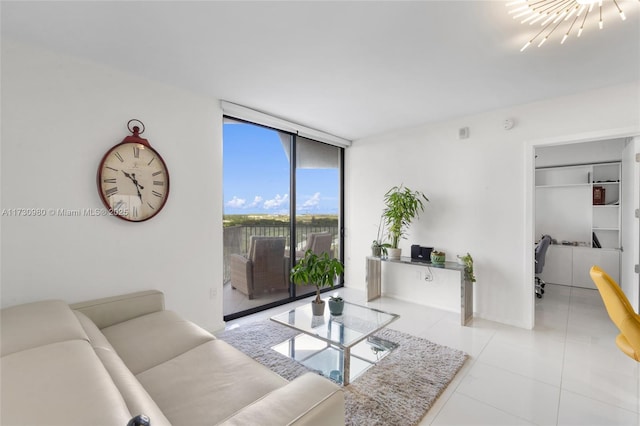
[1,290,344,425]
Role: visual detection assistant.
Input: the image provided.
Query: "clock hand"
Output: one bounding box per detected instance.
[122,171,144,201]
[130,173,144,190]
[122,171,145,189]
[130,173,144,202]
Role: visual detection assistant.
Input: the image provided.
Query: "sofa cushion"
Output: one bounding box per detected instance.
[101,310,215,374]
[136,339,288,425]
[70,290,164,329]
[74,311,172,426]
[0,340,131,426]
[1,300,88,356]
[219,373,345,426]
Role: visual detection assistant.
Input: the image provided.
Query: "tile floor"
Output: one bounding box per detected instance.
[222,281,290,317]
[222,283,640,426]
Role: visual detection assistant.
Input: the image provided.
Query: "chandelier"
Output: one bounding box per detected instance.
[507,0,637,51]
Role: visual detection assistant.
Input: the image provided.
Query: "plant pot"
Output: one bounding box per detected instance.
[328,299,344,315]
[431,251,446,265]
[387,248,401,260]
[372,246,382,257]
[312,300,325,316]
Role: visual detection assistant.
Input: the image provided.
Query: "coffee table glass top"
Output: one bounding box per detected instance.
[270,299,399,385]
[270,300,399,349]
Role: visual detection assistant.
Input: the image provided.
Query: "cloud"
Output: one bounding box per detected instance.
[247,196,263,208]
[226,196,246,208]
[263,194,289,209]
[301,192,321,210]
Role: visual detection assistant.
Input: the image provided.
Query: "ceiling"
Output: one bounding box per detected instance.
[2,1,639,141]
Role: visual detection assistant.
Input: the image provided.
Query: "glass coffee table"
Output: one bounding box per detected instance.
[270,300,399,385]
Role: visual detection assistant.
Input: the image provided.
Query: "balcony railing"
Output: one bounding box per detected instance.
[222,225,339,283]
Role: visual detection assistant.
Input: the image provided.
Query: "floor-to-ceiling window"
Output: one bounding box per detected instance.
[223,117,344,320]
[293,137,342,297]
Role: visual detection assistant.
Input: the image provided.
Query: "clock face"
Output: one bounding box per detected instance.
[97,142,169,222]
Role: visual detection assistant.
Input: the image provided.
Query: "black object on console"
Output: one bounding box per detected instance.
[411,245,433,260]
[127,415,151,426]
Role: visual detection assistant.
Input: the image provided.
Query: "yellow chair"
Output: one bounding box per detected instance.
[589,266,640,362]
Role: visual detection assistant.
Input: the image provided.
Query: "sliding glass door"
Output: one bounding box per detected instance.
[222,118,343,320]
[223,119,292,318]
[293,137,342,298]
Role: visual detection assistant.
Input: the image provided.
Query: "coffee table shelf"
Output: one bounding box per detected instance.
[270,300,399,385]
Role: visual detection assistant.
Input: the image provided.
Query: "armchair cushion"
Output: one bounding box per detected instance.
[230,236,287,299]
[295,232,333,258]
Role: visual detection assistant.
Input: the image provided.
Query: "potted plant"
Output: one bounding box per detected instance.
[371,215,391,257]
[431,250,446,265]
[328,294,344,315]
[457,252,476,283]
[382,185,428,259]
[290,250,345,316]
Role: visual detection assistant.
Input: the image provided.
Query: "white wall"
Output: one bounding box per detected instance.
[3,40,639,332]
[622,137,640,311]
[345,83,640,328]
[1,40,225,331]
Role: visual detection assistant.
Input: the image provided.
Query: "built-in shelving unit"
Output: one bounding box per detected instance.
[591,163,621,250]
[535,162,621,288]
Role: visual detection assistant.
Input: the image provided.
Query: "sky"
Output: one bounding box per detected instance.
[223,122,339,215]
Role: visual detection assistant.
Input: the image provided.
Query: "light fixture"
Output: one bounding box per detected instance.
[506,0,637,51]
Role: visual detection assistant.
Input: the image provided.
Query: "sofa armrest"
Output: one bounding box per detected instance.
[70,290,165,329]
[218,373,344,426]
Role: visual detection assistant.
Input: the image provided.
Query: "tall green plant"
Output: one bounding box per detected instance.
[290,250,344,304]
[382,185,428,248]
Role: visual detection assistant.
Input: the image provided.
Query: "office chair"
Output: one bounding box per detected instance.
[535,235,551,299]
[589,266,640,362]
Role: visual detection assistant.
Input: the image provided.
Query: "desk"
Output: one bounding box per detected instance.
[366,256,473,326]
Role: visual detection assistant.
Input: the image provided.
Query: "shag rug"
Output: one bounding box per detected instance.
[217,320,467,426]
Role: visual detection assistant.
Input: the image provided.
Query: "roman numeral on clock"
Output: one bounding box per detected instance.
[105,187,118,197]
[153,181,164,186]
[133,146,140,158]
[103,178,116,184]
[152,190,163,198]
[114,152,124,162]
[152,170,163,176]
[147,202,155,210]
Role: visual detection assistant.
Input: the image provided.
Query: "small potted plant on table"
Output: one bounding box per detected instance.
[371,215,391,257]
[328,294,344,316]
[457,252,476,283]
[290,250,345,316]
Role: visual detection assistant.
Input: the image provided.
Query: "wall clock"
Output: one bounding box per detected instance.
[97,120,170,222]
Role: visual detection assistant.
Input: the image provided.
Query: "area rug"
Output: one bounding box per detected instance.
[217,320,468,426]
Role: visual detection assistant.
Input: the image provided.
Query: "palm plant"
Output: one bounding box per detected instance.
[382,185,429,249]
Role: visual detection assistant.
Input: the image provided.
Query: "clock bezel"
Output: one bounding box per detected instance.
[96,141,170,222]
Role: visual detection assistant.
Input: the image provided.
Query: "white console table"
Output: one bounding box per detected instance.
[366,256,473,326]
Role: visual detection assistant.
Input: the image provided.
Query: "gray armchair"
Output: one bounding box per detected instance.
[230,236,287,299]
[296,232,333,258]
[287,232,335,295]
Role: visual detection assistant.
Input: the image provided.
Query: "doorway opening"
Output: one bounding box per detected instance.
[528,133,639,328]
